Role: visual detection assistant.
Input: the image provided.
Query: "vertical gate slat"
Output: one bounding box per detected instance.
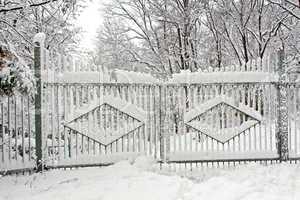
[1,100,4,163]
[165,86,170,158]
[135,86,141,153]
[209,85,214,152]
[50,85,54,165]
[295,87,298,155]
[21,96,25,164]
[56,85,61,161]
[257,85,262,151]
[116,94,121,153]
[263,84,268,152]
[214,85,219,152]
[13,97,16,163]
[267,84,272,152]
[7,97,11,163]
[146,86,151,155]
[27,96,31,162]
[142,86,147,154]
[75,128,78,158]
[149,86,153,156]
[189,86,194,152]
[178,86,183,152]
[253,85,257,151]
[153,86,158,158]
[288,85,292,152]
[230,85,236,152]
[200,86,204,152]
[205,86,209,152]
[193,86,199,152]
[241,85,246,152]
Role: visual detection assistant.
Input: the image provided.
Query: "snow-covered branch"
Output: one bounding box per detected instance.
[0,0,59,13]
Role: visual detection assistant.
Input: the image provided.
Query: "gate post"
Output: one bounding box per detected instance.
[33,33,46,172]
[277,49,289,162]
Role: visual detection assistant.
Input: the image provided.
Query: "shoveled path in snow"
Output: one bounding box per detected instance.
[0,157,300,200]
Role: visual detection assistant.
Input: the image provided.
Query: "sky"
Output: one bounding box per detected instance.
[77,0,104,50]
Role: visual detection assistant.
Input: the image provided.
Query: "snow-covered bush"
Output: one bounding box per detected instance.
[0,44,35,96]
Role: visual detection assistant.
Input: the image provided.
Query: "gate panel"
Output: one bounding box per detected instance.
[165,83,279,163]
[43,82,161,168]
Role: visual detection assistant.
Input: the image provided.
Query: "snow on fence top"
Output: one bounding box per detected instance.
[42,71,111,83]
[42,69,160,84]
[33,32,46,44]
[169,70,279,84]
[43,70,279,84]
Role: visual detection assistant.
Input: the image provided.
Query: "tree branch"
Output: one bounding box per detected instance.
[0,0,59,13]
[267,0,300,20]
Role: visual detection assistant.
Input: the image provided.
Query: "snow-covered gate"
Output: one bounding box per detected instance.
[39,52,299,168]
[36,83,300,169]
[1,35,300,174]
[161,83,281,164]
[42,83,162,169]
[41,82,284,168]
[32,39,163,169]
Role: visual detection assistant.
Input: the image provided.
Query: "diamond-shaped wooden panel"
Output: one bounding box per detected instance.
[65,96,146,146]
[185,96,262,144]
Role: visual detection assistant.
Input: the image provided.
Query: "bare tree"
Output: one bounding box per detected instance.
[98,0,299,74]
[203,0,298,68]
[101,0,205,75]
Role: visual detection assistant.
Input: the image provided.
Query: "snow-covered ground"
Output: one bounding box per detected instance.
[0,157,300,200]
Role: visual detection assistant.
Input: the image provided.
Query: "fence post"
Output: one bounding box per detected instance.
[33,33,46,172]
[277,49,289,162]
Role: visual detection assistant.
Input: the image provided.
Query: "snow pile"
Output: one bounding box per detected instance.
[182,163,300,200]
[0,157,187,200]
[0,158,300,200]
[132,156,157,171]
[46,153,143,167]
